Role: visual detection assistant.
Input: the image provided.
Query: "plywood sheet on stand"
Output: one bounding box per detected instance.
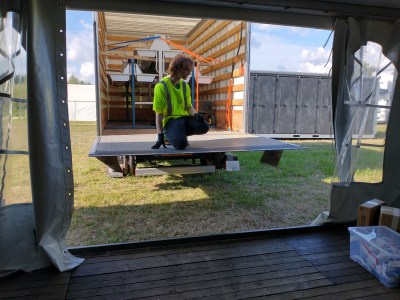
[89,132,300,157]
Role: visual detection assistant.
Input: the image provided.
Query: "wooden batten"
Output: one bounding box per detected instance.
[188,20,247,132]
[97,12,109,132]
[193,24,244,58]
[189,21,231,51]
[187,20,216,44]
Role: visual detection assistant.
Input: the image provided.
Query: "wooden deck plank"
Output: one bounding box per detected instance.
[354,292,400,300]
[76,236,288,263]
[71,273,330,300]
[305,254,352,266]
[68,254,309,292]
[2,227,400,299]
[70,253,310,288]
[304,285,400,299]
[148,274,331,300]
[0,267,71,299]
[67,264,319,298]
[262,279,389,300]
[314,261,360,272]
[329,272,376,284]
[198,279,333,300]
[72,240,293,277]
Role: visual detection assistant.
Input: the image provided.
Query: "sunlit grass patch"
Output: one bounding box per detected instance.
[67,122,335,246]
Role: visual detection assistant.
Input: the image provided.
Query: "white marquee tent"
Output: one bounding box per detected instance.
[1,0,400,273]
[67,84,96,121]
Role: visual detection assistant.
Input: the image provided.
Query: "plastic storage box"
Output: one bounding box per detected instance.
[349,226,400,287]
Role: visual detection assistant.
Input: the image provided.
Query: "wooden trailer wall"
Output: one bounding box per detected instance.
[95,12,247,134]
[96,12,108,133]
[186,20,247,132]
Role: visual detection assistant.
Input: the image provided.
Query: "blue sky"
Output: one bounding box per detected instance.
[66,11,95,83]
[66,11,333,84]
[250,24,332,73]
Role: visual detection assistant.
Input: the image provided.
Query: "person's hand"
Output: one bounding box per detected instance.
[151,133,166,149]
[194,113,205,123]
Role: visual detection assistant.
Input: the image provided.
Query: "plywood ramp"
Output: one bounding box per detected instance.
[89,132,300,157]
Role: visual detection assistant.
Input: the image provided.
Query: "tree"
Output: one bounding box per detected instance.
[68,74,91,85]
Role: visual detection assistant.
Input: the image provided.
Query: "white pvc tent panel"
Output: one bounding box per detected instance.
[67,84,96,121]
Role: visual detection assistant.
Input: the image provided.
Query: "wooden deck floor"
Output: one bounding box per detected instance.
[1,226,400,299]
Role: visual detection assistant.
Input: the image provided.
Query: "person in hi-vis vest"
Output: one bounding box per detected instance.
[152,54,209,150]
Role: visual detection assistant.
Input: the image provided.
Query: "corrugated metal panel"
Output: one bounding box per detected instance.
[249,72,333,137]
[248,71,380,138]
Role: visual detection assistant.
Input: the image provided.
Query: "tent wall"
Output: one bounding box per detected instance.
[2,0,400,273]
[67,0,400,29]
[0,4,47,272]
[319,18,400,224]
[0,0,84,272]
[67,84,96,121]
[26,0,84,271]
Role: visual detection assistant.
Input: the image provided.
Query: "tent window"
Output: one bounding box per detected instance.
[0,12,30,206]
[333,42,397,185]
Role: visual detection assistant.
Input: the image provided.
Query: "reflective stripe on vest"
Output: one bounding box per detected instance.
[160,80,187,116]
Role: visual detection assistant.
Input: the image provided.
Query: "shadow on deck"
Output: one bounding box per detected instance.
[1,225,400,299]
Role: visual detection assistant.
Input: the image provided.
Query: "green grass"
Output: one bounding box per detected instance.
[66,122,337,246]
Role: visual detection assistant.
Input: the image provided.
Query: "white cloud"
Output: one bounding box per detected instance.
[252,23,277,32]
[250,32,330,73]
[80,19,93,31]
[250,27,332,74]
[300,47,328,63]
[80,62,95,81]
[299,47,331,73]
[66,19,95,83]
[288,27,313,37]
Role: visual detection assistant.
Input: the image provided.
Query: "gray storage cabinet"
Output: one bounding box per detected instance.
[248,71,333,138]
[248,71,378,138]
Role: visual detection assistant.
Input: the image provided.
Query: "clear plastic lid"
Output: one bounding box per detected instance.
[348,226,400,257]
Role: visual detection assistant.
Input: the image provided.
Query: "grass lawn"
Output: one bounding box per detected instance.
[66,121,336,247]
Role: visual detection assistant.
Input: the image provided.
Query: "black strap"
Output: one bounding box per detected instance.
[11,97,27,103]
[160,80,189,116]
[0,149,28,155]
[182,81,188,110]
[0,95,27,104]
[0,92,11,99]
[0,71,14,86]
[160,81,172,116]
[0,47,20,86]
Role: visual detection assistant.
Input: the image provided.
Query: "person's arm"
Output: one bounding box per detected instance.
[155,112,163,133]
[188,106,197,116]
[188,106,205,123]
[152,83,166,149]
[151,113,166,149]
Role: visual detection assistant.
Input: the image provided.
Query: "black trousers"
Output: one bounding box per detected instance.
[164,116,209,150]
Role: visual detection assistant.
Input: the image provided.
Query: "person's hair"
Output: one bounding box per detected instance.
[168,54,194,78]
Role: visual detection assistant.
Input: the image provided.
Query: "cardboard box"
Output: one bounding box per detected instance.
[357,199,385,226]
[349,226,400,288]
[379,206,400,232]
